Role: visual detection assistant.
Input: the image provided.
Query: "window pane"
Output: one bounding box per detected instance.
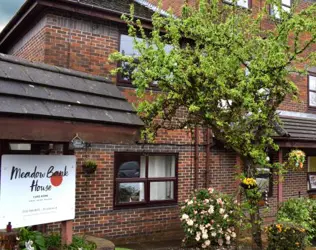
[309,157,316,172]
[150,181,174,201]
[118,182,145,203]
[164,44,173,53]
[256,168,271,193]
[309,92,316,107]
[148,155,176,177]
[225,0,248,8]
[120,34,142,56]
[282,5,290,13]
[9,143,31,151]
[237,0,248,8]
[271,5,281,18]
[117,155,145,178]
[282,0,291,6]
[310,76,316,91]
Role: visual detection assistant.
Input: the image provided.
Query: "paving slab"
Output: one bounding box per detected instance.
[85,235,115,250]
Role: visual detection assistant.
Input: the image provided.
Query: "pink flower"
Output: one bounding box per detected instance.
[218,238,224,246]
[208,187,214,193]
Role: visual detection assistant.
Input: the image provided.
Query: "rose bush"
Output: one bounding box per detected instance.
[180,188,241,248]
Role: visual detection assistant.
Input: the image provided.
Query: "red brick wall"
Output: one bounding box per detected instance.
[10,26,47,63]
[5,0,315,243]
[147,0,185,15]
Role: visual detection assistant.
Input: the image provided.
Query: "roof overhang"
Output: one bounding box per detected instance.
[274,110,316,148]
[0,53,143,143]
[0,0,154,53]
[0,116,140,144]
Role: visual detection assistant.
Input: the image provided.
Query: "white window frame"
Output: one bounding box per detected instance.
[309,74,316,108]
[224,0,250,9]
[270,0,292,19]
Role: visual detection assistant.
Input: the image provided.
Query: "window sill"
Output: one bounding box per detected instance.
[113,202,179,211]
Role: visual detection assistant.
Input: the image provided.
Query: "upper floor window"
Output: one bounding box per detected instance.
[118,34,173,86]
[308,74,316,108]
[118,34,141,84]
[224,0,251,9]
[270,0,291,19]
[114,152,177,208]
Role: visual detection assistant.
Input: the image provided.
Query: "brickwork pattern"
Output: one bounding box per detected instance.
[6,0,315,243]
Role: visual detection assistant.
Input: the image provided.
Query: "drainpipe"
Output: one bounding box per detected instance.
[194,126,199,189]
[205,128,211,188]
[277,149,283,207]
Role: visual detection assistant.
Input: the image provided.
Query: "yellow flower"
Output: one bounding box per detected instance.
[242,178,256,186]
[276,224,282,232]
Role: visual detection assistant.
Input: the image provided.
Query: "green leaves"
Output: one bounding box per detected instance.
[109,0,316,167]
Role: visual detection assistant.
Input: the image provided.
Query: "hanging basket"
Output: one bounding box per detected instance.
[240,177,257,190]
[82,160,98,174]
[286,150,305,171]
[240,182,257,190]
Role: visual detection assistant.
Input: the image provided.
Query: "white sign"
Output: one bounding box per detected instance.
[0,155,76,229]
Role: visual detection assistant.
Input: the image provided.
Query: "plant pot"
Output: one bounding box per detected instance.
[240,182,257,190]
[82,164,97,174]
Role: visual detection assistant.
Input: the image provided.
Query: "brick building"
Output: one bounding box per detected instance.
[0,0,315,244]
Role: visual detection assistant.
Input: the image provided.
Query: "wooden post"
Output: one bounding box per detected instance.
[277,149,283,207]
[61,220,73,245]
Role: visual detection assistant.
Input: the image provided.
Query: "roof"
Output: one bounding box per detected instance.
[78,0,156,20]
[0,0,160,52]
[0,53,143,127]
[279,116,316,141]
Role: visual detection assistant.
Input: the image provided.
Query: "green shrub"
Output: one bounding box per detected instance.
[18,229,96,250]
[180,188,241,248]
[64,235,97,250]
[276,197,316,243]
[18,227,46,250]
[266,223,307,250]
[45,233,61,250]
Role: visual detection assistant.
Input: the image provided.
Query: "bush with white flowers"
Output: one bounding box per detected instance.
[180,188,241,249]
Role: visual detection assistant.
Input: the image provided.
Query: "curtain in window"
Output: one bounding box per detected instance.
[149,156,175,200]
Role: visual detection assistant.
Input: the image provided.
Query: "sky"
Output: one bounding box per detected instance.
[0,0,25,32]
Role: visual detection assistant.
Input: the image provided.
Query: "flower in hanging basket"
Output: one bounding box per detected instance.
[287,150,305,170]
[240,177,257,189]
[82,160,98,174]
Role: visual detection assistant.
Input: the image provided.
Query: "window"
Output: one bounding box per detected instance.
[118,34,173,85]
[270,0,291,19]
[118,34,141,84]
[224,0,250,9]
[256,168,273,197]
[308,157,316,191]
[9,143,31,151]
[308,157,316,172]
[309,74,316,108]
[114,152,177,207]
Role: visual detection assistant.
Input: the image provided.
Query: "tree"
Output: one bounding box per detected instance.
[110,0,316,248]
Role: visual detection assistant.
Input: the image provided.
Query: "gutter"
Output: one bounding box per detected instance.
[0,0,37,48]
[194,126,199,189]
[52,0,154,23]
[205,128,211,188]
